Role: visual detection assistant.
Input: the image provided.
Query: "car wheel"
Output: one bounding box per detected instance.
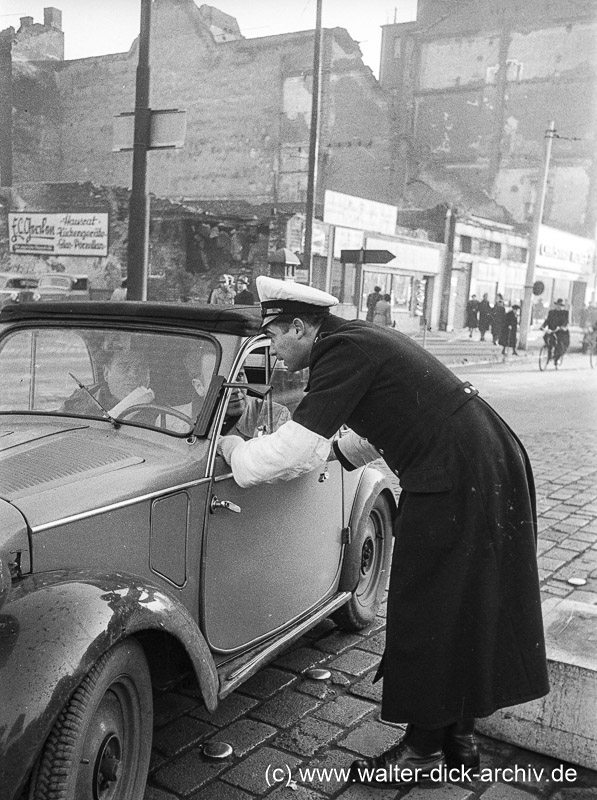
[332,493,393,631]
[28,640,152,800]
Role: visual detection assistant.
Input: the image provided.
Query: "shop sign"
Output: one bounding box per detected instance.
[9,212,109,257]
[537,225,595,276]
[323,190,397,237]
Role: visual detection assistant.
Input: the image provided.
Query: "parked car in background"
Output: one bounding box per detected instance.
[35,272,90,301]
[0,300,395,800]
[0,272,38,308]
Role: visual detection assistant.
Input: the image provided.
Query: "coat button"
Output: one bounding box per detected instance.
[464,387,471,393]
[378,448,384,455]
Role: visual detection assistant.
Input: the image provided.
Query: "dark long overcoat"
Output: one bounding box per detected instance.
[499,309,518,348]
[293,315,549,727]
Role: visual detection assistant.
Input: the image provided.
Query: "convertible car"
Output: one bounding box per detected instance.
[0,301,395,800]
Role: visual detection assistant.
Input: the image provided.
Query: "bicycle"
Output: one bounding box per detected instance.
[539,329,566,371]
[590,339,597,369]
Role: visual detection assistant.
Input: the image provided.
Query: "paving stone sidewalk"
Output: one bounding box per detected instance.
[144,426,597,800]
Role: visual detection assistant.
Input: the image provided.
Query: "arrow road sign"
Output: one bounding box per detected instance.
[341,249,395,264]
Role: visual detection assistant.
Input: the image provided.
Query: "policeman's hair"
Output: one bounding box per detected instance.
[270,312,328,332]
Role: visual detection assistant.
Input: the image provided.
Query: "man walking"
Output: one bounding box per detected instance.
[218,277,549,789]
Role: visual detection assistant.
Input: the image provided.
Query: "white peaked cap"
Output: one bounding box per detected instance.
[256,276,338,327]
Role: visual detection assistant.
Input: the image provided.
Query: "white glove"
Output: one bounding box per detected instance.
[217,434,244,464]
[110,386,155,417]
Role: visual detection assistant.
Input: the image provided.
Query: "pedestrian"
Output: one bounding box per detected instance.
[465,294,479,338]
[490,295,506,345]
[208,274,235,305]
[372,293,392,327]
[499,303,520,356]
[478,293,491,341]
[366,285,382,322]
[110,278,127,301]
[218,276,549,789]
[233,275,255,305]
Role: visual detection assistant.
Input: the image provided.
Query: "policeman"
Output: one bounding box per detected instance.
[218,276,549,788]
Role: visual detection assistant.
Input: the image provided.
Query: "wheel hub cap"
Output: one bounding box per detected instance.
[94,733,121,798]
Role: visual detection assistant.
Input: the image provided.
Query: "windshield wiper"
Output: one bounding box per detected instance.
[68,373,120,428]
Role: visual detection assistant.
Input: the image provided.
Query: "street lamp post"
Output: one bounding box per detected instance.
[519,120,556,350]
[126,0,152,301]
[303,0,323,286]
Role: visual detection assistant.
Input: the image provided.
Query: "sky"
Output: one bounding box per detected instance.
[1,0,418,77]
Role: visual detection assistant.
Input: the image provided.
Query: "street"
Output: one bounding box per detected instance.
[452,351,597,435]
[145,354,597,800]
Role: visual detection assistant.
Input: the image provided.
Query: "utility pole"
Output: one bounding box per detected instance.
[0,29,14,188]
[519,120,556,350]
[127,0,152,301]
[304,0,323,286]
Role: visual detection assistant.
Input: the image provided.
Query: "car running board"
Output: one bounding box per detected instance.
[217,591,352,699]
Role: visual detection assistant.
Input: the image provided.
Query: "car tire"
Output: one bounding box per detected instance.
[28,639,152,800]
[332,493,393,631]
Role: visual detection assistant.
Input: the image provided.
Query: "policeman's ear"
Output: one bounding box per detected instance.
[292,317,307,338]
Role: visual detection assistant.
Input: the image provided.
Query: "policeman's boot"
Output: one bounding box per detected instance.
[348,724,445,788]
[443,718,480,770]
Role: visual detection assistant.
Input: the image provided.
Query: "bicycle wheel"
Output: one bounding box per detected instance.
[538,346,550,371]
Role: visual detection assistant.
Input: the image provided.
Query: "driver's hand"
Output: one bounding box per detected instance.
[110,386,155,417]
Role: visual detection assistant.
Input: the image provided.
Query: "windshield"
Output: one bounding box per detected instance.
[1,276,38,290]
[0,326,219,435]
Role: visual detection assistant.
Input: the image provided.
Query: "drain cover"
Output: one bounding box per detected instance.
[203,742,233,759]
[567,577,587,586]
[305,668,331,680]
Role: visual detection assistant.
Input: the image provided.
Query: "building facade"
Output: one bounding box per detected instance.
[1,1,393,210]
[379,0,597,239]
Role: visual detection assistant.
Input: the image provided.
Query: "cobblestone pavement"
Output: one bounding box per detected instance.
[144,425,597,800]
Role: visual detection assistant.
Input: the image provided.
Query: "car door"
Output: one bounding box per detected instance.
[201,343,344,653]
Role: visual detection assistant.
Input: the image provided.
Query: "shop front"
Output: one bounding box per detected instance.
[533,225,596,325]
[359,235,445,334]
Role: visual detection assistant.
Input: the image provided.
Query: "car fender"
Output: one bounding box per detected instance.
[339,465,397,592]
[0,570,218,797]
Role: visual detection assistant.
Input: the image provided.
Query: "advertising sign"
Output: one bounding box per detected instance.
[323,190,397,237]
[537,224,595,277]
[286,214,329,256]
[9,213,109,257]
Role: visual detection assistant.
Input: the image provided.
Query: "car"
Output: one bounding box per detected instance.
[0,272,38,308]
[35,272,91,301]
[0,300,395,800]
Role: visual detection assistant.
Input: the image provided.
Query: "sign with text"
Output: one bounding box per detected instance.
[9,213,109,257]
[286,214,329,257]
[323,190,397,237]
[537,224,595,276]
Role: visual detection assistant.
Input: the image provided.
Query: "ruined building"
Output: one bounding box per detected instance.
[0,0,392,208]
[380,0,597,238]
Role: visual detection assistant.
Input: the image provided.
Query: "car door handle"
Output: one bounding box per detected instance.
[210,496,242,514]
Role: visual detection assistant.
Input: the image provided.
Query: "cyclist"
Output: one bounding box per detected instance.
[540,298,569,362]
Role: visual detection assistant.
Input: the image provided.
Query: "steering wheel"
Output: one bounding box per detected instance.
[117,402,194,429]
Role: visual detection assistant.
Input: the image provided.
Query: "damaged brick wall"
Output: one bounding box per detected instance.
[380,0,597,236]
[5,0,392,210]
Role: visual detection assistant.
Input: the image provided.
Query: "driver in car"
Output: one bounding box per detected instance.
[60,349,154,418]
[221,368,290,440]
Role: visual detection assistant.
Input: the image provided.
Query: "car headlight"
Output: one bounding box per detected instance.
[8,292,18,302]
[32,292,41,301]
